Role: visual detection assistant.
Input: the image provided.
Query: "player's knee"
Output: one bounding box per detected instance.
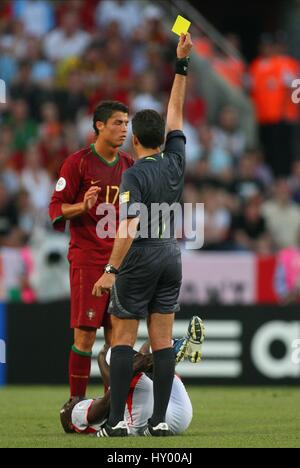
[111,334,136,347]
[168,402,193,435]
[74,328,96,353]
[150,339,173,352]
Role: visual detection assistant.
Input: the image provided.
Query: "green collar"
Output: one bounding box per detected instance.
[90,144,119,167]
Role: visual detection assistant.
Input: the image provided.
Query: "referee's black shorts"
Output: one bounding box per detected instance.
[109,239,182,320]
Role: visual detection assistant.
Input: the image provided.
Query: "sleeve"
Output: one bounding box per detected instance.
[48,157,81,232]
[163,130,186,169]
[119,170,142,221]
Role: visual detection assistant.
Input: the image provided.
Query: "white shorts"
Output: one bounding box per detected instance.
[125,373,193,436]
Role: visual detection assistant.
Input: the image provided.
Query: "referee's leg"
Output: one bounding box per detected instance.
[108,316,139,427]
[147,312,175,427]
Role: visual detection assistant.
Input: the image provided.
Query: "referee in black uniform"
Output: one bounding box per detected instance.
[93,32,193,437]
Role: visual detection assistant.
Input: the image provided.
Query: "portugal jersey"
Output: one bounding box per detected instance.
[49,144,133,267]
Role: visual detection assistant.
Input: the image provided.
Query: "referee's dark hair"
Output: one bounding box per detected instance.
[132,109,165,149]
[93,101,129,135]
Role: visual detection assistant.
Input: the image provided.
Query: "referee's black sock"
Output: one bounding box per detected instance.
[108,345,134,427]
[150,347,175,427]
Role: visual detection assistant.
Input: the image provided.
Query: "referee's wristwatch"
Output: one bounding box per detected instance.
[104,264,119,275]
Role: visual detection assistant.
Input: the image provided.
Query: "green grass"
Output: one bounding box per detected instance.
[0,386,299,448]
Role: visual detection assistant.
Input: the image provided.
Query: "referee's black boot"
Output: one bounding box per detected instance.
[144,420,173,437]
[97,421,129,437]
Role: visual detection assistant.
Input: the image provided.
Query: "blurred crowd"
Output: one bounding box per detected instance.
[0,0,300,302]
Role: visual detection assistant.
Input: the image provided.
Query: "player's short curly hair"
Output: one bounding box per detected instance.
[132,109,165,149]
[93,101,129,135]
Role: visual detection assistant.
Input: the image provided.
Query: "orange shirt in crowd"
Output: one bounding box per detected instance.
[249,54,300,124]
[194,38,214,59]
[212,56,246,89]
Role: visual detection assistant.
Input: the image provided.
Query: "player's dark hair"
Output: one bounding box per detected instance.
[93,101,129,135]
[132,110,165,149]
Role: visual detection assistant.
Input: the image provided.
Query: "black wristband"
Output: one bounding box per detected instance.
[175,57,190,76]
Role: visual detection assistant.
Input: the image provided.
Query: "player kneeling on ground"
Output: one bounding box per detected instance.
[60,316,205,436]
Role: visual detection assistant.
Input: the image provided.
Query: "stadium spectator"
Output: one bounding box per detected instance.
[0,182,19,246]
[39,101,62,140]
[15,188,36,237]
[9,60,43,120]
[58,71,88,123]
[79,42,107,97]
[274,232,300,304]
[212,44,246,89]
[231,152,266,201]
[0,0,12,32]
[5,98,38,152]
[231,195,272,253]
[196,124,232,177]
[249,34,300,176]
[95,0,143,38]
[262,178,300,249]
[0,19,29,60]
[88,38,133,109]
[185,75,206,127]
[181,120,201,166]
[201,186,232,250]
[55,0,98,32]
[0,142,19,195]
[43,11,91,62]
[213,106,246,161]
[142,5,167,46]
[13,0,55,38]
[289,160,300,205]
[26,37,55,87]
[131,71,164,114]
[20,143,52,213]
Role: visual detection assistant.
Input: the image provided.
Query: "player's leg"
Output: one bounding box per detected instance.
[69,327,96,399]
[144,242,182,436]
[124,373,154,436]
[173,315,206,363]
[145,312,175,436]
[165,376,193,435]
[69,267,110,399]
[98,247,158,437]
[106,316,139,428]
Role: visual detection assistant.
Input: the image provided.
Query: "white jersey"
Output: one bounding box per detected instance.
[71,373,193,436]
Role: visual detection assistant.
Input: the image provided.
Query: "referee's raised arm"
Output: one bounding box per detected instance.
[166,32,193,133]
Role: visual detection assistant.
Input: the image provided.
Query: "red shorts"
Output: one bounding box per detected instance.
[70,266,111,329]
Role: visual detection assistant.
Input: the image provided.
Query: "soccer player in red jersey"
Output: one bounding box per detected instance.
[49,101,133,400]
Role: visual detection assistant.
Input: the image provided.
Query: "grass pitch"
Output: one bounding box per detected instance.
[0,386,299,448]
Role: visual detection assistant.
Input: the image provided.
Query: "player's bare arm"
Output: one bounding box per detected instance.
[92,217,139,297]
[87,391,111,425]
[61,186,101,220]
[98,345,153,388]
[97,345,110,387]
[166,32,193,133]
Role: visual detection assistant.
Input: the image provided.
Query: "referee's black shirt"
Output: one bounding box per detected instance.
[119,130,186,243]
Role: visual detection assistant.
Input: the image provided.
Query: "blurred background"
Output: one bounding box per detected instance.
[0,0,300,386]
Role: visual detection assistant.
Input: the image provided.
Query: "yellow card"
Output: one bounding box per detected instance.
[172,15,191,36]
